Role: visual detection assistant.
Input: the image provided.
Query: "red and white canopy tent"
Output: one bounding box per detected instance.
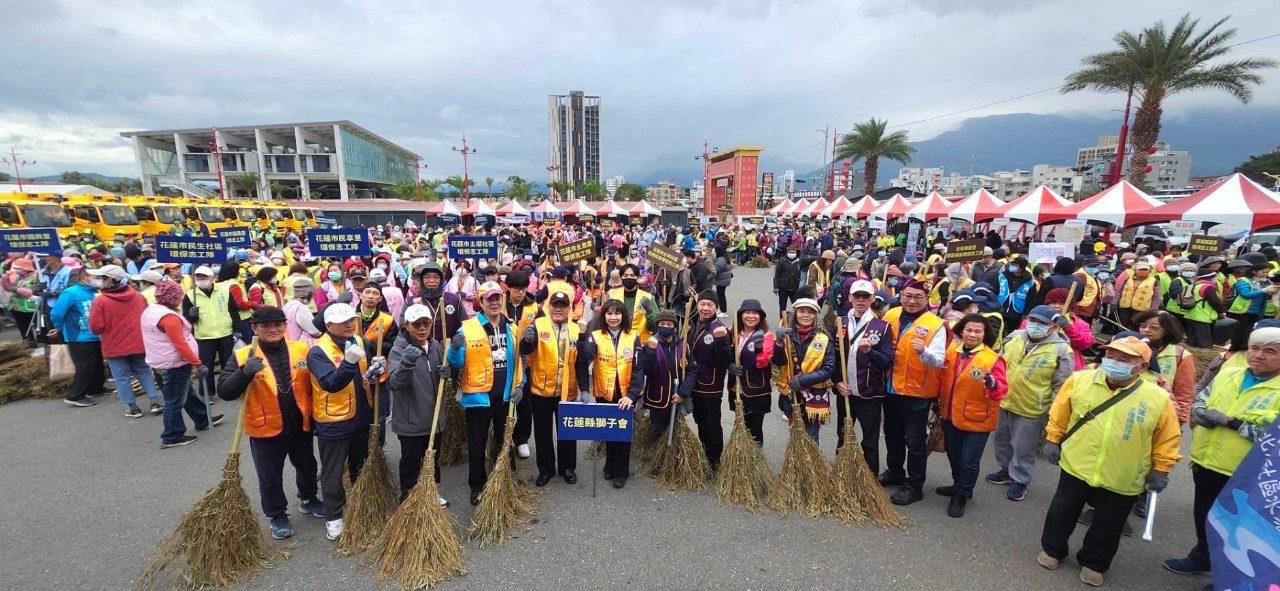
[846,195,880,220]
[495,200,530,216]
[528,199,562,220]
[904,191,955,223]
[1002,186,1073,226]
[426,199,463,217]
[946,188,1006,224]
[819,195,855,218]
[1039,181,1162,228]
[461,199,497,217]
[1128,173,1280,230]
[782,199,811,217]
[596,200,629,217]
[559,199,594,216]
[629,200,662,217]
[768,199,794,215]
[799,198,830,218]
[868,194,912,222]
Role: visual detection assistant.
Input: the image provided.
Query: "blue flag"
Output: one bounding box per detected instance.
[1208,417,1280,590]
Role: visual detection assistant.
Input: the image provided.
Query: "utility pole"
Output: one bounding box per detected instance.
[818,126,829,199]
[694,139,717,215]
[2,149,36,192]
[829,127,839,199]
[452,134,476,207]
[409,158,427,201]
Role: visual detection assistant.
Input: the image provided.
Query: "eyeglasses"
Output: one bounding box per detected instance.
[900,293,926,301]
[408,320,432,328]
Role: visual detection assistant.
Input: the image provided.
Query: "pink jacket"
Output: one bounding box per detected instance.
[1018,316,1095,370]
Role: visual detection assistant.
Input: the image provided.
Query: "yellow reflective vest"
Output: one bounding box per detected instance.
[1000,332,1070,418]
[1191,365,1280,476]
[528,316,580,400]
[608,287,654,343]
[589,329,638,402]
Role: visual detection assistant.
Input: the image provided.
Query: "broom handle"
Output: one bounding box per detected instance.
[838,320,854,423]
[228,337,259,457]
[426,355,449,454]
[371,328,385,436]
[731,322,740,411]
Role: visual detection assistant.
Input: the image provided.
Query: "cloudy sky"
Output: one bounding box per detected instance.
[2,0,1277,188]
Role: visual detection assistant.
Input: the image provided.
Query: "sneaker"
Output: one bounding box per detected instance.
[162,435,198,448]
[890,486,923,506]
[935,485,955,497]
[299,499,327,518]
[269,517,294,540]
[985,470,1012,485]
[124,404,143,418]
[516,443,531,459]
[149,402,163,415]
[470,492,482,506]
[1162,557,1209,576]
[325,518,344,541]
[438,495,450,508]
[1079,566,1104,587]
[1078,508,1095,525]
[1006,482,1027,501]
[877,470,904,486]
[64,396,97,407]
[1037,551,1060,570]
[1133,494,1149,518]
[196,414,226,431]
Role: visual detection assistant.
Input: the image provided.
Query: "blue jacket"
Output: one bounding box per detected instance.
[1233,277,1269,315]
[50,283,99,343]
[997,273,1034,315]
[446,313,518,409]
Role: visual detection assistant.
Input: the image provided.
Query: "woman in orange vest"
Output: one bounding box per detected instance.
[575,299,640,489]
[937,314,1007,518]
[216,306,323,540]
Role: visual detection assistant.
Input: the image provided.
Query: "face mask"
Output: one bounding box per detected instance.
[887,278,899,287]
[1007,265,1022,274]
[1025,323,1050,339]
[211,265,221,274]
[1084,266,1098,276]
[787,253,797,260]
[657,326,675,338]
[377,263,388,270]
[1097,272,1112,281]
[622,278,638,290]
[328,271,342,281]
[196,279,213,289]
[1100,357,1135,381]
[878,251,887,257]
[1181,271,1196,279]
[88,278,104,289]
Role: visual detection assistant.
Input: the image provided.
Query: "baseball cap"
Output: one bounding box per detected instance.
[61,256,83,271]
[1026,305,1062,325]
[323,302,357,325]
[982,246,994,256]
[1103,335,1152,361]
[478,281,504,300]
[368,268,387,283]
[403,304,433,324]
[850,280,875,295]
[135,270,164,284]
[549,291,571,306]
[250,306,286,324]
[193,265,214,277]
[87,264,129,283]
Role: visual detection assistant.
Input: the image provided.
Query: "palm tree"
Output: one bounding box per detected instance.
[1062,14,1276,188]
[443,174,474,197]
[484,176,494,198]
[581,179,605,200]
[550,180,572,201]
[834,118,915,196]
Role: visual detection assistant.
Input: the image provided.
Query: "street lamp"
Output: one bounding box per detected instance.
[451,135,475,207]
[1,149,36,192]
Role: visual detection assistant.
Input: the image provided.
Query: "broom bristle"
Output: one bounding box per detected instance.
[653,415,710,492]
[337,425,398,555]
[373,451,466,590]
[136,454,284,590]
[468,416,537,547]
[715,409,775,511]
[838,418,910,529]
[767,405,834,517]
[829,418,869,525]
[631,409,656,466]
[438,391,468,467]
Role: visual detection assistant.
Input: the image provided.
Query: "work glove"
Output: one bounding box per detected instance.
[241,356,265,376]
[983,373,997,391]
[678,395,693,416]
[509,385,524,406]
[193,365,209,380]
[677,375,696,399]
[778,394,793,416]
[787,376,803,392]
[727,363,745,378]
[343,342,366,364]
[577,390,593,403]
[184,306,200,322]
[1145,471,1169,493]
[335,290,354,305]
[1198,408,1233,427]
[774,328,789,342]
[1054,314,1069,328]
[400,344,424,366]
[449,332,466,351]
[363,357,386,382]
[1042,442,1061,465]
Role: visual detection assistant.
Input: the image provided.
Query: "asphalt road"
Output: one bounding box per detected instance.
[0,264,1208,590]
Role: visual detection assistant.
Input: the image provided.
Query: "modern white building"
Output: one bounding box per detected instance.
[891,167,944,193]
[547,91,601,200]
[1031,164,1083,198]
[120,121,419,201]
[604,175,625,197]
[990,169,1034,200]
[688,181,704,213]
[1150,149,1192,192]
[778,170,796,196]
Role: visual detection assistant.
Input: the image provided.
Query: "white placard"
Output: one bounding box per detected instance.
[1055,223,1086,244]
[869,218,887,230]
[1028,241,1076,264]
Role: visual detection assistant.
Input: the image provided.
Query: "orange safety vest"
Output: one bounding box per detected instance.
[883,307,945,399]
[589,329,637,402]
[528,316,580,400]
[939,343,1000,432]
[310,334,369,423]
[236,340,313,438]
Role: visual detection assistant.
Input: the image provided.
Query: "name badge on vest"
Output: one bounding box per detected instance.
[622,347,633,357]
[812,340,825,351]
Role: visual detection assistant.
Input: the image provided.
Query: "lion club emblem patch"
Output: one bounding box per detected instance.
[914,326,929,336]
[540,331,551,340]
[813,340,825,351]
[747,342,755,352]
[622,348,633,357]
[703,334,713,345]
[969,368,984,380]
[445,304,456,315]
[867,332,881,345]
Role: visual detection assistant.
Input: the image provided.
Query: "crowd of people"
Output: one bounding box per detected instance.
[2,217,1277,589]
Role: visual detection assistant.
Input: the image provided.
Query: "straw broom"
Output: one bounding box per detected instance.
[715,323,775,511]
[469,347,537,547]
[767,313,834,518]
[432,295,468,467]
[654,296,710,491]
[136,339,284,590]
[372,361,466,590]
[337,329,398,555]
[828,323,868,525]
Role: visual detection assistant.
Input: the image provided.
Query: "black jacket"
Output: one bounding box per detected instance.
[217,339,305,435]
[774,257,801,291]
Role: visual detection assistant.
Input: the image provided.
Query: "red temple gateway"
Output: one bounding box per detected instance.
[704,146,761,216]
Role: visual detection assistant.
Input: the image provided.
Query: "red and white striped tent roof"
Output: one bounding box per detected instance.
[426,200,462,216]
[560,199,594,215]
[1002,185,1073,225]
[846,195,880,219]
[768,199,793,215]
[869,194,912,221]
[1040,181,1161,227]
[904,191,955,223]
[782,199,811,217]
[820,195,855,218]
[1128,173,1280,230]
[596,200,629,216]
[946,188,1006,223]
[799,198,830,217]
[495,200,530,216]
[460,199,497,216]
[629,200,662,216]
[529,200,562,215]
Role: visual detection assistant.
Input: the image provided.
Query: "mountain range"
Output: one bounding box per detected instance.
[632,107,1280,187]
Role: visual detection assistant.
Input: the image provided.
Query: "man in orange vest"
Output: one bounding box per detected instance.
[217,306,323,540]
[879,278,948,506]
